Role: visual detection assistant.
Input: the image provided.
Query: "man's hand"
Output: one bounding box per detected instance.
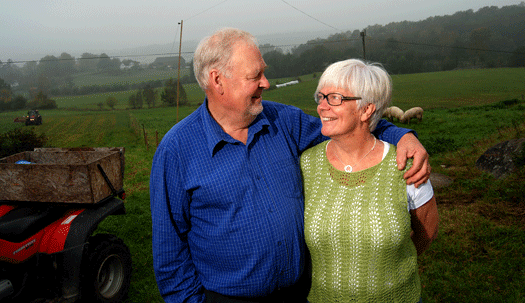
[396,133,430,187]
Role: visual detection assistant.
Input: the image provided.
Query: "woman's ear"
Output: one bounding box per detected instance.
[361,103,376,122]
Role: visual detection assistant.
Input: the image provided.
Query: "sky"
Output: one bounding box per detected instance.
[1,0,521,63]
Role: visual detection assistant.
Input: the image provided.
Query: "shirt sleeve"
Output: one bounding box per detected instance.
[150,145,205,303]
[373,119,418,146]
[287,105,326,153]
[406,180,434,210]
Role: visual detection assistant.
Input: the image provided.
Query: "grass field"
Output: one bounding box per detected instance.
[72,68,191,87]
[54,82,205,110]
[1,67,524,302]
[53,67,524,112]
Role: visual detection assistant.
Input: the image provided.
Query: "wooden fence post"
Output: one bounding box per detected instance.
[142,124,148,150]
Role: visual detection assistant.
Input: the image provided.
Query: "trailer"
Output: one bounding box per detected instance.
[0,147,125,204]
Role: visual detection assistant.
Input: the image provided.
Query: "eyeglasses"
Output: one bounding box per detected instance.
[314,92,361,106]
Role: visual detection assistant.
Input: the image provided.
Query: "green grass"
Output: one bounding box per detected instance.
[53,83,205,110]
[392,100,525,157]
[263,67,525,115]
[53,67,524,113]
[1,67,524,303]
[73,68,191,87]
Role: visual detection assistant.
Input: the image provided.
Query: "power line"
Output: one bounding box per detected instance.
[3,36,522,65]
[186,0,229,21]
[280,0,342,32]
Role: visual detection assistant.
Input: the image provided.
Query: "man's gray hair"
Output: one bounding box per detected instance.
[193,28,259,90]
[315,59,392,132]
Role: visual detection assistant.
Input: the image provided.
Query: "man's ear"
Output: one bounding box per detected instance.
[361,103,376,122]
[209,69,224,95]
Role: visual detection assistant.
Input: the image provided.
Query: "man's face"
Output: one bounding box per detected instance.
[221,42,270,118]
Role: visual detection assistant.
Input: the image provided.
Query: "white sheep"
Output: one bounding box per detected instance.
[400,107,424,124]
[387,106,404,122]
[383,106,403,121]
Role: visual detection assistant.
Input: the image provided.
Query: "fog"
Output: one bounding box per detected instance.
[1,0,520,63]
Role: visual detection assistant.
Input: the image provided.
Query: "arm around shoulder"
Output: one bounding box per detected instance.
[373,119,430,187]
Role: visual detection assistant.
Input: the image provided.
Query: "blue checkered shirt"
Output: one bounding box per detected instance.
[150,99,410,303]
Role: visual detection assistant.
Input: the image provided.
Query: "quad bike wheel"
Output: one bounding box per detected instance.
[80,233,132,303]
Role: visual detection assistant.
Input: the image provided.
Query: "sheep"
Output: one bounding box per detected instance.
[386,106,404,122]
[382,106,403,122]
[400,107,424,124]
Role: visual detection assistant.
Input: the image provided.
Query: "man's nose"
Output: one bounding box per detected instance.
[260,74,270,89]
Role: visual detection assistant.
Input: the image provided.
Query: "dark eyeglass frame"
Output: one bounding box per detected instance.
[314,92,362,106]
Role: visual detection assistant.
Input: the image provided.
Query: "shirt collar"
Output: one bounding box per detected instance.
[200,98,271,157]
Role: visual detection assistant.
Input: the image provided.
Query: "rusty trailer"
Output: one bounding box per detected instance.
[0,147,124,204]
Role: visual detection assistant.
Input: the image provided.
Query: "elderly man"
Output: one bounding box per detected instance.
[150,28,430,303]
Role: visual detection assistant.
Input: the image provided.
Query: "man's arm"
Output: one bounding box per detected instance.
[150,146,205,303]
[373,119,430,187]
[410,196,439,255]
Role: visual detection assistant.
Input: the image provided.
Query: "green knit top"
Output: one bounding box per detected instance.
[300,140,420,303]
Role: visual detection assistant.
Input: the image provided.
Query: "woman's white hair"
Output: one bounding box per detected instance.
[193,28,259,90]
[315,59,392,131]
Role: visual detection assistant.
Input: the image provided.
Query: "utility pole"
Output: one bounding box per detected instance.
[177,20,183,123]
[360,30,366,60]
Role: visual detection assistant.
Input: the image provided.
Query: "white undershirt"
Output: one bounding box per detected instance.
[381,140,434,210]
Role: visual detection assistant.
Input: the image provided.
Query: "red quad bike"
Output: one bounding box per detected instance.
[0,187,131,301]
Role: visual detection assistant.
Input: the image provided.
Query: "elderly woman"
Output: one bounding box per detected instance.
[300,59,439,303]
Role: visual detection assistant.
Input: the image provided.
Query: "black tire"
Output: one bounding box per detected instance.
[80,234,132,303]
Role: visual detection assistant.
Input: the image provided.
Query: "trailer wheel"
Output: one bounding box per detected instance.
[80,233,132,303]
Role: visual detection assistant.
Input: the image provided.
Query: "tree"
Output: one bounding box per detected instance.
[27,92,57,109]
[161,78,188,106]
[0,78,9,90]
[469,27,492,64]
[0,78,12,111]
[297,45,330,75]
[38,55,59,77]
[22,61,38,80]
[128,94,137,109]
[0,88,12,105]
[0,59,21,85]
[11,95,27,110]
[143,84,157,108]
[135,90,143,109]
[97,53,112,72]
[56,52,76,76]
[106,96,118,109]
[37,74,52,96]
[79,53,98,72]
[509,46,525,67]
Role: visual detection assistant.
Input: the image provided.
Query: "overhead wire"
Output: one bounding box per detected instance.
[2,0,523,65]
[280,0,342,32]
[3,37,521,65]
[185,0,229,21]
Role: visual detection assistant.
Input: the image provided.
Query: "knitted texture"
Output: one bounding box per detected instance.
[301,140,420,303]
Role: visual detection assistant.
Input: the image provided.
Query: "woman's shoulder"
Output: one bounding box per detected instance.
[381,141,413,171]
[302,140,328,158]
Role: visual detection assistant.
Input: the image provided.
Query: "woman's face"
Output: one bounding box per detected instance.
[317,86,362,139]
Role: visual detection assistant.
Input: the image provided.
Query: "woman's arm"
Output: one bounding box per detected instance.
[410,195,439,255]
